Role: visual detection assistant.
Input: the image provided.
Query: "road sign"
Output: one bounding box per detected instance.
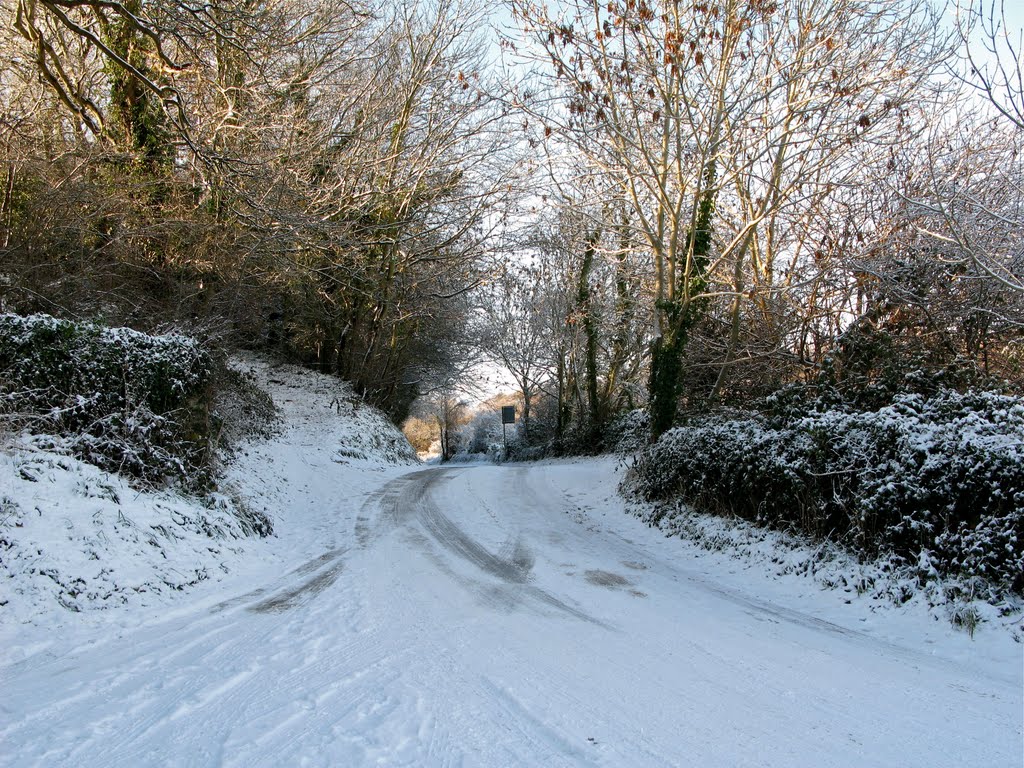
[501,405,515,459]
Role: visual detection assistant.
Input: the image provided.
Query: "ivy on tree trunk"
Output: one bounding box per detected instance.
[648,161,717,439]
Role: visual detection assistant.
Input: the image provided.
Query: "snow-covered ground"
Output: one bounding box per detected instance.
[2,361,1021,766]
[0,358,414,658]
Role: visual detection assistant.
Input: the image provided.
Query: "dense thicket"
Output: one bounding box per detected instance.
[476,0,1022,455]
[626,388,1024,594]
[0,0,513,422]
[0,313,215,487]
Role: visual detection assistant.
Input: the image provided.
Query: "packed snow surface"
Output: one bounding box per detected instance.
[2,362,1021,766]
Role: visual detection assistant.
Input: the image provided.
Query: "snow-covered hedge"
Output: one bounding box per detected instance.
[626,390,1024,594]
[0,313,213,486]
[606,408,651,454]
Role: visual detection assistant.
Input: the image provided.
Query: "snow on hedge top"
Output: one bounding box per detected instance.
[629,388,1024,595]
[0,313,209,416]
[791,389,1024,449]
[0,313,216,486]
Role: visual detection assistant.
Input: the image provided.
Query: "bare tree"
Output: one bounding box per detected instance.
[2,0,524,421]
[912,1,1024,295]
[954,0,1024,130]
[509,0,947,434]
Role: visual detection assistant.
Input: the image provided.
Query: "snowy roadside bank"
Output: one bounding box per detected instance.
[1,356,418,663]
[526,456,1022,674]
[627,494,1024,640]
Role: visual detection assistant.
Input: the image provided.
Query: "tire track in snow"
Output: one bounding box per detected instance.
[477,676,599,766]
[95,612,392,767]
[362,467,605,626]
[0,533,366,767]
[209,546,347,615]
[247,556,345,614]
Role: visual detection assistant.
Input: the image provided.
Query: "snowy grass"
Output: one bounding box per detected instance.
[624,492,1024,640]
[0,432,261,625]
[235,356,417,467]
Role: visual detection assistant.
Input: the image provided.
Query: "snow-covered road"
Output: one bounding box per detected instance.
[2,461,1021,767]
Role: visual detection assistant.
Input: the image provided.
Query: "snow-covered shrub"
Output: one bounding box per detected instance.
[210,364,280,452]
[0,313,213,486]
[605,409,651,454]
[626,389,1024,594]
[505,437,550,461]
[459,409,505,457]
[629,416,818,529]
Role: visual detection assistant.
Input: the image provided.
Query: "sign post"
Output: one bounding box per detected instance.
[501,405,515,459]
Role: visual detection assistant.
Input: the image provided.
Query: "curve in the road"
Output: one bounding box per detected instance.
[360,467,606,626]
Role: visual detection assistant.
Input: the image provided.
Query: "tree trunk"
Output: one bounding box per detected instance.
[648,330,686,438]
[649,161,717,439]
[577,229,601,441]
[520,377,532,443]
[0,165,14,249]
[604,213,636,412]
[555,352,567,441]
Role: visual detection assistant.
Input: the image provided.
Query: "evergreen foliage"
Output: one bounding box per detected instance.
[0,313,214,487]
[627,389,1024,595]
